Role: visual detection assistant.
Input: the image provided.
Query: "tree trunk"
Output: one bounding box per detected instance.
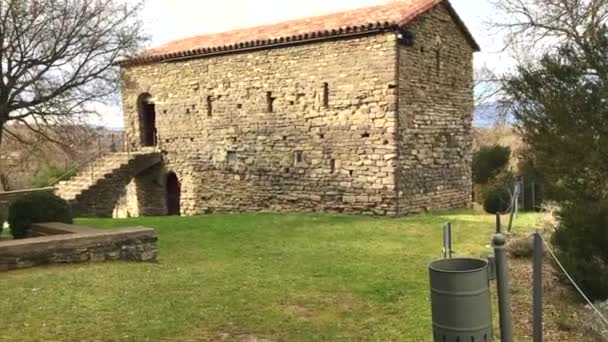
[0,121,5,191]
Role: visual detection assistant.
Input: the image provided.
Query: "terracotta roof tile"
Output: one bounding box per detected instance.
[122,0,477,65]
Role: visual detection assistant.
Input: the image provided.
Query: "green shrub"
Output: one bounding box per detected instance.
[517,153,545,211]
[552,201,608,301]
[29,165,73,188]
[483,185,511,214]
[473,145,511,184]
[8,192,72,239]
[473,183,486,204]
[477,170,515,211]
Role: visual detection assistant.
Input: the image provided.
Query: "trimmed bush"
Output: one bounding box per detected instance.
[8,192,72,239]
[483,185,511,214]
[473,145,511,184]
[552,201,608,301]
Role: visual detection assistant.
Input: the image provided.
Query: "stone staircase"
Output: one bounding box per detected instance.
[54,152,162,217]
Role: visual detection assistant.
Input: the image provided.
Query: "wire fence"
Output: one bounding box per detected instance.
[539,234,608,332]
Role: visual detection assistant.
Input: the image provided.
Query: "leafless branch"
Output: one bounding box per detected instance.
[0,0,146,148]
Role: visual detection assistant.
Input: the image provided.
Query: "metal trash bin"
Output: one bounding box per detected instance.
[429,258,493,342]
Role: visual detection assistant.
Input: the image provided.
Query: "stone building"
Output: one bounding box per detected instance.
[55,0,479,217]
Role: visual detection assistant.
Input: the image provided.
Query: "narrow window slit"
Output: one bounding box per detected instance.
[361,132,370,138]
[226,151,237,167]
[266,91,275,113]
[294,151,303,165]
[207,96,213,117]
[330,159,336,174]
[322,82,329,108]
[435,50,441,75]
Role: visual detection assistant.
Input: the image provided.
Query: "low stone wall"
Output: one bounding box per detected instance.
[0,188,54,215]
[29,222,100,237]
[0,224,157,271]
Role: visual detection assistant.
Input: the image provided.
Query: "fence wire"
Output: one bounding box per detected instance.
[539,234,608,330]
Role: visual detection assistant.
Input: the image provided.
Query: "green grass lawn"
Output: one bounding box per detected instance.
[0,211,539,341]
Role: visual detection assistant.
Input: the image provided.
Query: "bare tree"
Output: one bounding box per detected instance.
[475,66,501,105]
[491,0,608,61]
[473,65,510,126]
[487,0,608,127]
[0,0,146,150]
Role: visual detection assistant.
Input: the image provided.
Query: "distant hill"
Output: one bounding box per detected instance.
[474,102,514,128]
[0,125,124,190]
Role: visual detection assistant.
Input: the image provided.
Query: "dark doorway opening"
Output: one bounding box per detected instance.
[166,172,181,216]
[139,94,157,147]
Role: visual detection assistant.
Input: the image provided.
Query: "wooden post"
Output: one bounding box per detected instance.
[125,131,130,159]
[110,133,116,152]
[532,181,536,211]
[533,231,543,342]
[443,223,453,259]
[496,213,502,234]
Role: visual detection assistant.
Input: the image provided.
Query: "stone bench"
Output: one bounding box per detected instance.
[0,223,158,271]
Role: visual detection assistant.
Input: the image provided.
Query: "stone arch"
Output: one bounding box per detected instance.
[166,171,181,216]
[76,158,165,218]
[138,93,157,147]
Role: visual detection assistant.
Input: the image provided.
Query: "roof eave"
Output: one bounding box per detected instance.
[397,0,480,52]
[443,0,481,52]
[119,23,400,67]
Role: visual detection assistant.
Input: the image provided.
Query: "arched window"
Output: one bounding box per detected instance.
[166,172,181,216]
[138,93,157,147]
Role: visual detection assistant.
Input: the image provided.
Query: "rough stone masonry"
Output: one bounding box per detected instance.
[117,0,478,217]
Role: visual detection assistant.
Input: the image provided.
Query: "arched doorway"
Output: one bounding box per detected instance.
[166,172,181,216]
[138,93,157,147]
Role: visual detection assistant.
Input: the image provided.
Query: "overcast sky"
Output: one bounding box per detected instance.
[98,0,506,127]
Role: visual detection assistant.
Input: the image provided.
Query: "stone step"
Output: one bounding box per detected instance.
[54,152,162,204]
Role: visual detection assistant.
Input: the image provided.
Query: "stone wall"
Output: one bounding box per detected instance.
[0,224,157,271]
[0,188,54,216]
[396,2,474,214]
[120,4,475,216]
[68,153,162,218]
[122,32,400,215]
[113,164,167,218]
